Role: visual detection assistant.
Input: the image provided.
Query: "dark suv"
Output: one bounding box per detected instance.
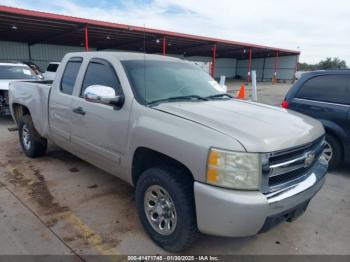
[282,70,350,169]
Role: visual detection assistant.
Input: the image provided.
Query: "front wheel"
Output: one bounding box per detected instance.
[135,166,199,252]
[18,115,47,158]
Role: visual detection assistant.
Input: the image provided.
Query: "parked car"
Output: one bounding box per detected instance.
[282,70,350,169]
[21,61,44,79]
[9,52,328,252]
[0,62,39,115]
[42,62,60,80]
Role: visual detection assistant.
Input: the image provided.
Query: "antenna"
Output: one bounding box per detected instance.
[143,23,147,104]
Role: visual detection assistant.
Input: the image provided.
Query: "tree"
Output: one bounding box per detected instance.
[318,57,347,69]
[298,57,348,71]
[298,62,316,71]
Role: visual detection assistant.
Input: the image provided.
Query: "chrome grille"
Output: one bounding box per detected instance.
[0,90,8,107]
[262,136,325,193]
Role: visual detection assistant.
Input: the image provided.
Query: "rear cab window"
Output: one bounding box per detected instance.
[60,58,83,95]
[46,63,59,72]
[296,74,350,105]
[80,58,122,97]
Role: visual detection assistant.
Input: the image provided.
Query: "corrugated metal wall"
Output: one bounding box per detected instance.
[0,41,236,78]
[0,40,296,82]
[236,55,297,82]
[144,54,237,78]
[215,58,237,78]
[0,40,30,61]
[0,40,89,71]
[184,56,236,78]
[30,43,89,70]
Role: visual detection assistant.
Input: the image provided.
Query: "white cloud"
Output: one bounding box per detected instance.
[1,0,349,64]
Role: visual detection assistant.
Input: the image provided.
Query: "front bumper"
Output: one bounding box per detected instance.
[194,157,328,237]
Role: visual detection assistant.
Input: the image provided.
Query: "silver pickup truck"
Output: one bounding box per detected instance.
[9,52,328,252]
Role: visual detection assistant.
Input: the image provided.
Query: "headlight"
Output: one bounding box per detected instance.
[206,148,261,190]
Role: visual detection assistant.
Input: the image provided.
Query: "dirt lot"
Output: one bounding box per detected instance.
[226,80,292,106]
[0,83,349,258]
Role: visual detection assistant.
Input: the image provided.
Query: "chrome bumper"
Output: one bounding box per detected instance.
[194,157,328,237]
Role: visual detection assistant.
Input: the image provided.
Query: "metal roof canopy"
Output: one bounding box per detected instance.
[0,5,300,59]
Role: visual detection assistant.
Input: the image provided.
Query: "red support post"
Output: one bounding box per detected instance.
[211,44,217,78]
[247,48,252,82]
[84,26,89,51]
[162,35,166,56]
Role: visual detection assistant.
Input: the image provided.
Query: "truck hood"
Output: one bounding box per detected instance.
[154,99,324,152]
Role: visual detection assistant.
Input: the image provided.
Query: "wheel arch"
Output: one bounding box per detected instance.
[131,147,195,187]
[12,103,31,123]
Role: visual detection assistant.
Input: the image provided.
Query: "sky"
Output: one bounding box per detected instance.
[1,0,350,64]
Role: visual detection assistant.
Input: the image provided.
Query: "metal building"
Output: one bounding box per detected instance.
[0,5,300,82]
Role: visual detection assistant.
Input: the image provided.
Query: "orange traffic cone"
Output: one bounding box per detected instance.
[236,84,245,99]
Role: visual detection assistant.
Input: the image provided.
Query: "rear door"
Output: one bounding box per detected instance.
[289,74,350,134]
[49,57,82,146]
[70,58,130,175]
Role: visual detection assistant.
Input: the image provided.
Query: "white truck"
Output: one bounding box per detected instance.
[9,52,328,251]
[42,62,60,81]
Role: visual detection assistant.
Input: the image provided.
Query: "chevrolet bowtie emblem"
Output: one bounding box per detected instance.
[304,152,316,167]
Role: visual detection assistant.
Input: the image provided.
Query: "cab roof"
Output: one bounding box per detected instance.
[65,51,184,62]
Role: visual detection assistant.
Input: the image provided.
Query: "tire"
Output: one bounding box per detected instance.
[18,114,47,158]
[323,133,342,170]
[135,166,199,252]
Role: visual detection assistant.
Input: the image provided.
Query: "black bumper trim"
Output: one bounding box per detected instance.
[258,200,310,234]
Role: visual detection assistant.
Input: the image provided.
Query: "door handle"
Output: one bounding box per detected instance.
[72,106,86,115]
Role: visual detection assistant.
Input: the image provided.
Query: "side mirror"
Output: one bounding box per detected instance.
[83,85,124,108]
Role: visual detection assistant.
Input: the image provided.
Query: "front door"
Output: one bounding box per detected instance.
[70,58,130,175]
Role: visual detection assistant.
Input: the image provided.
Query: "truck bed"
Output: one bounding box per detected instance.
[9,80,52,138]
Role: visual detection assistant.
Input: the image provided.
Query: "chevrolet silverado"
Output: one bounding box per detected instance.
[9,52,328,252]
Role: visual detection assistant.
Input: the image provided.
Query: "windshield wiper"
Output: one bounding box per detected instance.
[205,93,233,99]
[148,95,208,105]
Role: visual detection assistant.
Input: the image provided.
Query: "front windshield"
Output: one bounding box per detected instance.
[122,60,225,104]
[0,65,37,80]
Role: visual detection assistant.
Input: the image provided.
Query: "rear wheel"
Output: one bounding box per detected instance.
[323,133,342,170]
[18,115,47,158]
[135,166,199,252]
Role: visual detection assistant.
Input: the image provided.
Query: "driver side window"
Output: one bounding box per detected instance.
[81,59,121,96]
